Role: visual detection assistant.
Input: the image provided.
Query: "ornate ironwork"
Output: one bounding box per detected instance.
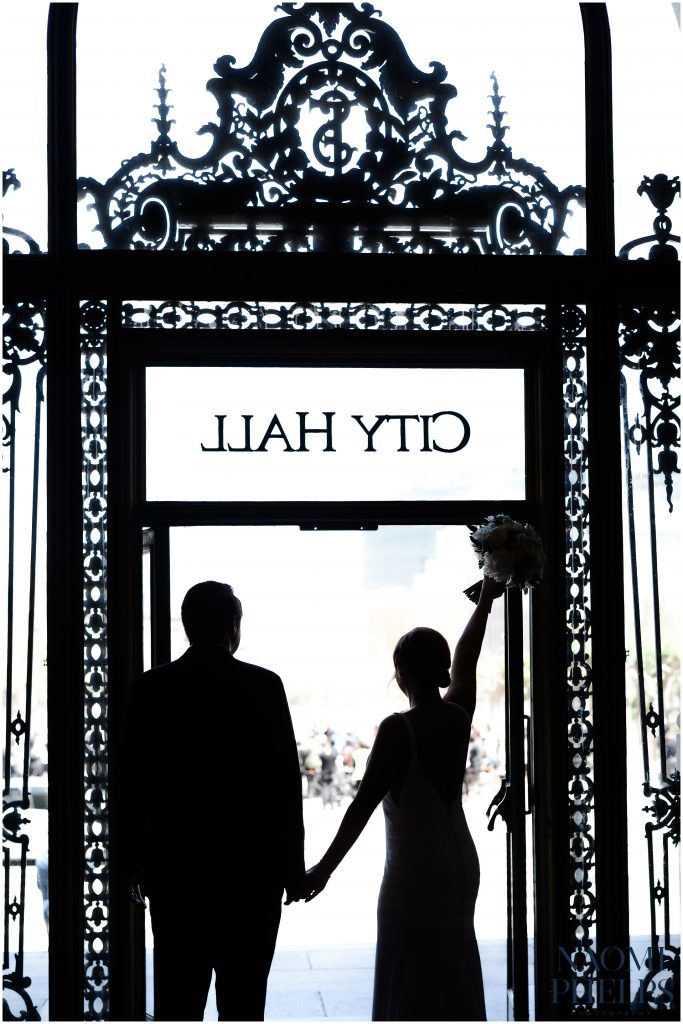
[77,4,584,254]
[619,305,680,514]
[643,773,680,848]
[3,299,47,1021]
[618,174,681,262]
[562,304,597,1010]
[80,301,110,1021]
[620,295,680,1016]
[122,298,547,331]
[3,171,41,256]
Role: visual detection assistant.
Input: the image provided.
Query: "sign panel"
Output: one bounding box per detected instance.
[145,366,526,502]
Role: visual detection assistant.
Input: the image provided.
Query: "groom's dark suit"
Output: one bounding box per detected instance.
[126,642,305,1021]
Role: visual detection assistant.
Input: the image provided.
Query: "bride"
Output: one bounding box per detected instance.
[296,575,504,1021]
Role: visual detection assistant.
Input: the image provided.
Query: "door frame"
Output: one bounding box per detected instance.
[108,318,563,1019]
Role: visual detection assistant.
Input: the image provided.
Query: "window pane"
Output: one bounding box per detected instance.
[1,3,49,253]
[77,1,585,254]
[611,1,682,259]
[146,366,526,502]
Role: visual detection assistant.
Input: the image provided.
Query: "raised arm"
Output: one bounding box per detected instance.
[297,715,409,901]
[444,576,505,718]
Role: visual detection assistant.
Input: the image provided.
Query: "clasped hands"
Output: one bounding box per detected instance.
[285,863,330,905]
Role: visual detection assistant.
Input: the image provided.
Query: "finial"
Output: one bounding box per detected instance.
[3,168,21,196]
[488,73,509,177]
[152,64,176,171]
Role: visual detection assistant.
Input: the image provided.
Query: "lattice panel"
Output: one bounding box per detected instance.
[561,304,597,1009]
[80,301,110,1021]
[122,299,547,332]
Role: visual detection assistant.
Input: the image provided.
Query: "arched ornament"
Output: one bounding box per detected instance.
[77,2,585,254]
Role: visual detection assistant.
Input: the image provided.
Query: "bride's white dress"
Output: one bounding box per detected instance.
[372,710,486,1021]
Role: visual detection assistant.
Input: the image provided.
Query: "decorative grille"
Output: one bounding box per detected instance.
[2,299,47,1021]
[619,299,680,1014]
[561,303,597,1009]
[77,4,584,254]
[80,301,110,1021]
[122,300,547,332]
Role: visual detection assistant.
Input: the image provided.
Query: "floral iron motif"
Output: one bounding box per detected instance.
[77,3,584,253]
[643,771,680,847]
[2,301,47,453]
[2,171,41,256]
[619,173,681,262]
[620,305,680,514]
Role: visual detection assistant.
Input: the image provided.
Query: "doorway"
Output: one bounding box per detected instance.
[113,314,558,1019]
[140,522,532,1018]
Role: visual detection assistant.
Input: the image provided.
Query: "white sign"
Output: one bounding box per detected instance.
[145,366,526,502]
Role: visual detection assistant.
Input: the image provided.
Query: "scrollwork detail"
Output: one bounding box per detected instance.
[121,298,547,332]
[2,170,41,256]
[77,5,584,254]
[619,305,680,513]
[643,771,680,847]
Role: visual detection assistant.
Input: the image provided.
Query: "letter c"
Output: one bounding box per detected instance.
[430,411,471,453]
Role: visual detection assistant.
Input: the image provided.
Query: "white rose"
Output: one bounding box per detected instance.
[484,525,510,548]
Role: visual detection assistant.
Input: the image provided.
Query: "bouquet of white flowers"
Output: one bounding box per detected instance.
[464,514,545,603]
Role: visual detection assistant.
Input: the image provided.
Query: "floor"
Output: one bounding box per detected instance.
[217,941,509,1021]
[11,777,519,1021]
[22,941,511,1021]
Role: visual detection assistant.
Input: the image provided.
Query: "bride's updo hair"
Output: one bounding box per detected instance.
[393,627,451,693]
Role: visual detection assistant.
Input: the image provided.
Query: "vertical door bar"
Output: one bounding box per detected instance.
[144,524,172,1021]
[582,7,631,1008]
[505,586,529,1019]
[149,525,171,667]
[109,302,146,1021]
[531,311,572,1019]
[46,7,82,1020]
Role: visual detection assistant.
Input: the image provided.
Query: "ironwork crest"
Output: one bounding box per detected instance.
[77,2,584,253]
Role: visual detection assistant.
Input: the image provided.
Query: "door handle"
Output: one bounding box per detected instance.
[486,776,512,831]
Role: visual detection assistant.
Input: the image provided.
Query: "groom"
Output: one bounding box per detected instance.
[125,581,305,1021]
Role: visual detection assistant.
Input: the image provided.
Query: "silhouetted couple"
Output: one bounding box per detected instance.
[126,577,503,1021]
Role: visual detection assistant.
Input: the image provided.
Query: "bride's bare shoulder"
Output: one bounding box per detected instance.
[441,699,473,726]
[378,711,409,732]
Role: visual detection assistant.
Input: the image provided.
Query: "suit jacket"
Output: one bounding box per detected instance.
[125,643,305,893]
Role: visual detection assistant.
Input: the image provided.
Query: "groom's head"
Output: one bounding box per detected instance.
[181,581,242,651]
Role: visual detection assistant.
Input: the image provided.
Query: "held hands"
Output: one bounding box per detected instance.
[284,864,331,904]
[303,864,331,902]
